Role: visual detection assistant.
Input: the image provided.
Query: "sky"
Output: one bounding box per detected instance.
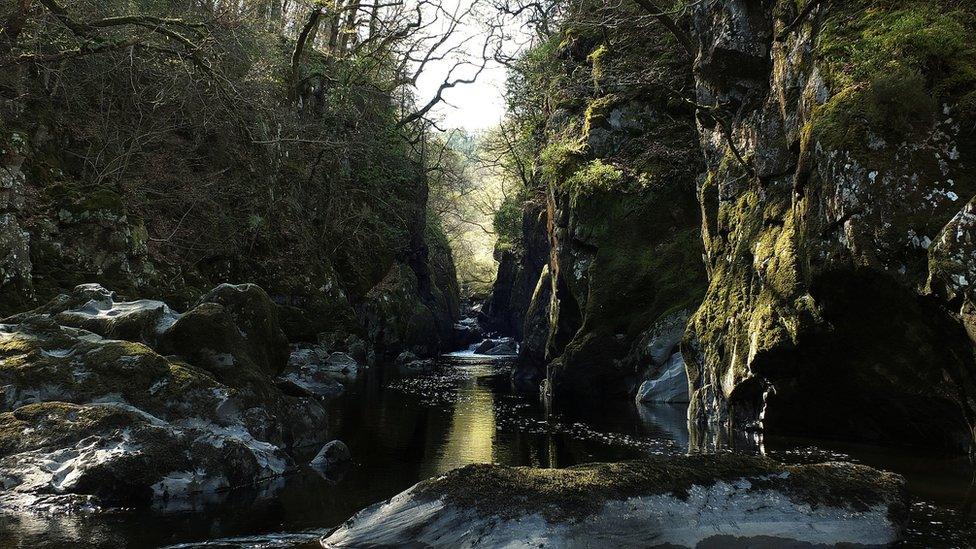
[411,0,533,131]
[417,62,509,131]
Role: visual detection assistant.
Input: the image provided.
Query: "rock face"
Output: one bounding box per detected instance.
[683,1,976,452]
[486,14,708,403]
[321,455,909,548]
[636,353,689,404]
[484,199,550,339]
[0,284,330,509]
[512,265,552,388]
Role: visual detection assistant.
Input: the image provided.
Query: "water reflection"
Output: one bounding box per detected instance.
[430,364,497,473]
[636,403,689,449]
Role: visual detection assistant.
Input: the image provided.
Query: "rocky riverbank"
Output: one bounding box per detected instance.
[0,283,374,511]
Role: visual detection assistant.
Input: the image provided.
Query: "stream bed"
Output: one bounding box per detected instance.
[2,353,975,548]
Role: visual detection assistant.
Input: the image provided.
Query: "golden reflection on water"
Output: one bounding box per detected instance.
[425,364,498,476]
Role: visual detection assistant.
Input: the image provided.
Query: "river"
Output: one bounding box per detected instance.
[1,353,974,548]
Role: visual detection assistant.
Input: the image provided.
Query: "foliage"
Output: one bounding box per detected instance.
[492,186,530,250]
[0,0,463,309]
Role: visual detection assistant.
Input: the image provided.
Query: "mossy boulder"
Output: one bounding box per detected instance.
[157,302,278,405]
[4,283,180,346]
[196,283,289,377]
[0,317,222,419]
[322,455,909,548]
[0,306,328,509]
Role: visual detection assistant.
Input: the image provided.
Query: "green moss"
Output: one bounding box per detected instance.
[812,1,976,149]
[811,67,936,152]
[539,140,584,184]
[587,44,610,90]
[492,188,530,249]
[564,159,624,196]
[582,94,618,138]
[414,455,905,523]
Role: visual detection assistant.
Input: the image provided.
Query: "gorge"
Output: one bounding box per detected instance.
[2,0,976,547]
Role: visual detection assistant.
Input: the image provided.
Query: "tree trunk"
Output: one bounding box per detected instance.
[338,0,361,53]
[290,6,322,100]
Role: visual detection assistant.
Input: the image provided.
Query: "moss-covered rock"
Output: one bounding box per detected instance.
[684,0,976,452]
[322,455,909,548]
[157,302,278,405]
[196,283,289,377]
[0,300,331,509]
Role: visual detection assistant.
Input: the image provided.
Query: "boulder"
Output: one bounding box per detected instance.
[0,323,300,509]
[157,302,275,402]
[395,350,436,376]
[325,352,359,376]
[3,283,180,346]
[310,440,351,470]
[276,344,348,399]
[473,338,517,356]
[473,339,496,354]
[310,440,353,484]
[196,284,290,376]
[322,456,909,548]
[451,320,483,350]
[485,341,517,356]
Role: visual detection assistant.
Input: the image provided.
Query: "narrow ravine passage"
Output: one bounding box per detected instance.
[4,1,976,547]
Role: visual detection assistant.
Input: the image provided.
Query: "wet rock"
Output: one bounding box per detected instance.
[451,317,483,350]
[325,352,359,375]
[276,344,356,399]
[395,351,436,376]
[322,456,909,548]
[0,328,294,508]
[636,352,689,404]
[310,440,351,469]
[0,285,329,509]
[473,338,517,356]
[4,284,180,346]
[473,339,495,354]
[310,440,353,484]
[485,341,517,356]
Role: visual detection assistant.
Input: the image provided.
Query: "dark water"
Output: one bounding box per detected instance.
[2,354,975,548]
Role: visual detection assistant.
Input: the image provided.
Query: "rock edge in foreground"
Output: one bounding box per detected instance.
[322,455,908,548]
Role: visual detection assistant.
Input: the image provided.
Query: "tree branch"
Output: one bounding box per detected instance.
[631,0,695,57]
